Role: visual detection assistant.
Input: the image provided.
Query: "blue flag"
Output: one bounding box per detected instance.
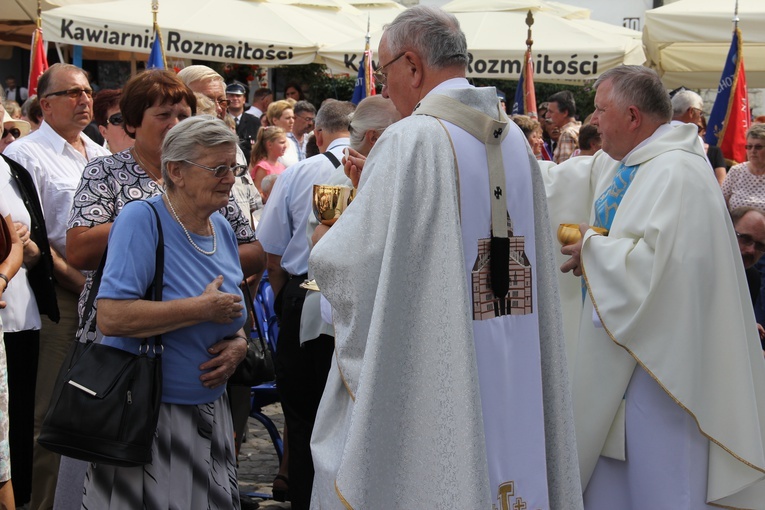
[351,52,367,105]
[147,30,164,70]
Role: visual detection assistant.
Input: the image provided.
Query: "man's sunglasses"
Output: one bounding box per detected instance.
[44,87,94,99]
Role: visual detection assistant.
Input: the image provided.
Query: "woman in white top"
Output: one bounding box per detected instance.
[0,190,26,510]
[0,153,55,507]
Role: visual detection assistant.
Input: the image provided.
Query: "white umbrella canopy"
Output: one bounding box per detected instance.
[1,0,114,48]
[41,0,366,65]
[344,0,405,25]
[442,0,590,19]
[320,6,644,83]
[2,0,115,22]
[643,0,765,88]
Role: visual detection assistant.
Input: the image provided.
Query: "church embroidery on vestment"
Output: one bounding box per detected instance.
[471,215,533,320]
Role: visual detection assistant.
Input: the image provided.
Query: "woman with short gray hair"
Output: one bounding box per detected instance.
[81,116,249,508]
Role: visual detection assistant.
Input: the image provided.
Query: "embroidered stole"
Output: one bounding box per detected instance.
[594,162,640,231]
[412,95,511,302]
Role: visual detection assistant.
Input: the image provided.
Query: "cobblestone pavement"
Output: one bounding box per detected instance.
[238,402,291,509]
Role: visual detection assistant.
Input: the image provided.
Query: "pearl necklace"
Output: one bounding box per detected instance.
[164,195,217,256]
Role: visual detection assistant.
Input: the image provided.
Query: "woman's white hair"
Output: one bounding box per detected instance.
[349,96,401,152]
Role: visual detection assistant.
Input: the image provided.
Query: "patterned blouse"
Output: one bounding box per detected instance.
[721,162,765,212]
[68,149,256,315]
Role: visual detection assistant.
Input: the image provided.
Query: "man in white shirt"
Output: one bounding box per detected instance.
[256,100,354,510]
[670,88,704,126]
[247,87,273,119]
[3,63,109,510]
[177,65,230,121]
[290,101,316,162]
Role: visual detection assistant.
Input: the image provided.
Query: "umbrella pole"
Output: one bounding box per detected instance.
[55,42,66,64]
[152,0,167,69]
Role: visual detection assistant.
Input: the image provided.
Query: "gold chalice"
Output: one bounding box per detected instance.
[303,185,357,292]
[312,184,356,226]
[557,223,608,245]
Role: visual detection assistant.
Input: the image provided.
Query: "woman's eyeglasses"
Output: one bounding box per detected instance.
[106,113,123,126]
[182,159,247,178]
[2,128,20,139]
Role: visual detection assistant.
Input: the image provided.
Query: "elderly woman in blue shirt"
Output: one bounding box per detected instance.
[82,116,249,509]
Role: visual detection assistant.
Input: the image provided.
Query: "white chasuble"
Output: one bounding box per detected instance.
[309,81,581,510]
[547,123,765,509]
[424,99,548,509]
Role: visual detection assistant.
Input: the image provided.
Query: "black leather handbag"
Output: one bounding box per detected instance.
[228,280,275,386]
[38,202,165,467]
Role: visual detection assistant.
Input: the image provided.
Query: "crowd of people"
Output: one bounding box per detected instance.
[0,4,764,510]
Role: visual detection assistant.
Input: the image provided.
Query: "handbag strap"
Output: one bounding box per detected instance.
[240,280,268,352]
[80,200,166,351]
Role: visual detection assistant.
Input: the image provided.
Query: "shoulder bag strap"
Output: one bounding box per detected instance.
[82,200,166,350]
[145,201,164,352]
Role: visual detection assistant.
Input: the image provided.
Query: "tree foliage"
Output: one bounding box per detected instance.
[473,78,597,121]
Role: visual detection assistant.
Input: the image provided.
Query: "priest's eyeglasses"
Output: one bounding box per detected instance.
[745,144,765,151]
[373,52,406,85]
[44,87,93,99]
[183,159,247,178]
[735,231,765,252]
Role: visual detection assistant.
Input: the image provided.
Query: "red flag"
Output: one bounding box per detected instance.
[720,57,749,164]
[364,49,376,99]
[511,50,537,118]
[29,27,49,97]
[523,50,537,118]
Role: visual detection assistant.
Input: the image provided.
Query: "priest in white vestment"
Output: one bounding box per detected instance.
[308,6,582,510]
[549,65,765,509]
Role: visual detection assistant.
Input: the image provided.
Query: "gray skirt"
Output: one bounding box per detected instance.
[81,393,240,510]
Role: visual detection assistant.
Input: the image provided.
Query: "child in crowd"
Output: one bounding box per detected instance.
[250,126,287,193]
